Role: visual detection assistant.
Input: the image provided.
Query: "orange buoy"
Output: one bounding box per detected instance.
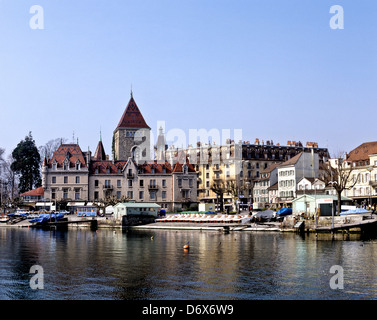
[183,241,190,250]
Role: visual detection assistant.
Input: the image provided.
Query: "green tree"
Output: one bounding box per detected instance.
[11,132,41,194]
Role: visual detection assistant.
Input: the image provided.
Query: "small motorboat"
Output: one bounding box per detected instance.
[0,216,9,223]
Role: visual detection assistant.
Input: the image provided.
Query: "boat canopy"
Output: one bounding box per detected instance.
[339,208,373,216]
[276,208,292,216]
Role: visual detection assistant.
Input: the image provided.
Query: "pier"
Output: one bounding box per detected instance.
[46,218,98,231]
[314,218,377,239]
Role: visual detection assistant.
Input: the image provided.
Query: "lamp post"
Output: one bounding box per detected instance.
[367,167,373,210]
[329,181,337,230]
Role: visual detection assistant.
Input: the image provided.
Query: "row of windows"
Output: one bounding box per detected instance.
[279,180,295,187]
[52,163,82,171]
[279,170,295,176]
[52,176,81,184]
[94,190,168,201]
[352,173,377,184]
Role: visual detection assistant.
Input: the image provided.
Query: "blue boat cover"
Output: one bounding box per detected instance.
[276,208,292,216]
[339,208,373,215]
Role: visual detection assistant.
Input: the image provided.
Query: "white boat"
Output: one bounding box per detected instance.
[0,216,9,223]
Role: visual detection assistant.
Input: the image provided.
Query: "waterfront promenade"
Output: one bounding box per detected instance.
[2,213,377,236]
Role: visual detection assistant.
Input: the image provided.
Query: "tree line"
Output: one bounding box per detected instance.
[0,132,67,211]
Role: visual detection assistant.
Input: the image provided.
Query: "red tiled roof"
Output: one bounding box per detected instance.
[346,141,377,162]
[48,144,87,168]
[90,161,127,174]
[93,140,106,161]
[139,161,173,174]
[116,96,150,129]
[21,186,44,197]
[172,160,196,173]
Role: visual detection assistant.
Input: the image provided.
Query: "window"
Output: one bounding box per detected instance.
[128,180,133,187]
[162,179,166,187]
[117,191,121,199]
[105,180,111,188]
[94,191,99,200]
[178,179,182,187]
[150,191,156,199]
[75,188,80,200]
[150,179,156,187]
[106,167,110,174]
[162,191,166,199]
[206,173,209,178]
[127,191,133,199]
[52,163,57,170]
[64,176,68,184]
[117,180,121,187]
[63,188,68,199]
[76,162,81,170]
[52,176,56,184]
[95,180,99,187]
[189,179,193,187]
[139,179,144,187]
[139,191,144,199]
[51,188,56,200]
[75,176,80,184]
[63,162,68,170]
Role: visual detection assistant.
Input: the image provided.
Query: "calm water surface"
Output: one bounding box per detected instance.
[1,227,377,300]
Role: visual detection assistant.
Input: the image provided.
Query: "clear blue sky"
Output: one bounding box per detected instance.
[1,0,376,159]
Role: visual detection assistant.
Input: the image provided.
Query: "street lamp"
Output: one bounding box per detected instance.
[329,181,337,230]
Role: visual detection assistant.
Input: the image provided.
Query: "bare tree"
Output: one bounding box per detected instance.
[39,138,68,162]
[210,180,227,213]
[320,156,359,215]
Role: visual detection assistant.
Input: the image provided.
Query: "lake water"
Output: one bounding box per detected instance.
[1,227,377,300]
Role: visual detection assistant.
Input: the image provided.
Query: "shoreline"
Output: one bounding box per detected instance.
[2,215,376,237]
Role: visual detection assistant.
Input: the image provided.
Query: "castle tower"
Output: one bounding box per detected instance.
[113,92,151,162]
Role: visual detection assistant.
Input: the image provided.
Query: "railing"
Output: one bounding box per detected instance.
[148,185,159,190]
[103,185,113,190]
[127,173,134,179]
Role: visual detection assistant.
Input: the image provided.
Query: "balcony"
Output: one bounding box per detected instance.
[127,173,135,179]
[103,185,113,190]
[213,166,221,172]
[148,185,159,190]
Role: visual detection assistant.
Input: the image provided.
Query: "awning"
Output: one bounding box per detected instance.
[36,202,54,206]
[339,208,373,215]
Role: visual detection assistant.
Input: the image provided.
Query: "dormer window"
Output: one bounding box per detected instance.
[63,161,69,171]
[183,164,188,174]
[106,167,110,174]
[151,168,155,174]
[52,162,57,170]
[162,167,166,174]
[75,161,81,170]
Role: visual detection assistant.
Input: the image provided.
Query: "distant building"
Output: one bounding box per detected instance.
[167,139,329,211]
[277,151,320,206]
[342,141,377,207]
[39,93,197,212]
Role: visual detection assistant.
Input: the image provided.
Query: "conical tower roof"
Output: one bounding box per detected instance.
[116,94,150,129]
[93,139,106,161]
